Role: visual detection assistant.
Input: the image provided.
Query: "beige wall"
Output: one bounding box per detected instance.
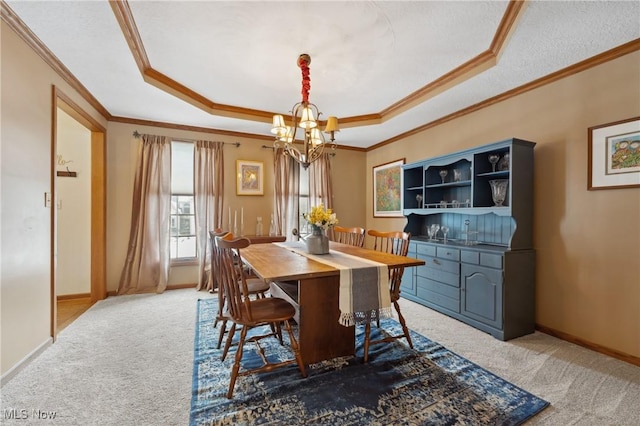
[56,110,92,296]
[1,21,107,376]
[366,51,640,358]
[105,122,367,292]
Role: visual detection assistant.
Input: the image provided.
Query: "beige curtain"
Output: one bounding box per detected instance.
[194,140,224,291]
[309,152,334,209]
[118,135,172,294]
[273,148,300,241]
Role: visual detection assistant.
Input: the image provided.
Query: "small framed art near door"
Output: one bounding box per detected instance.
[588,116,640,190]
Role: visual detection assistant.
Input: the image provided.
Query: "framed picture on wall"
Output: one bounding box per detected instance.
[236,160,264,195]
[373,158,405,217]
[588,116,640,190]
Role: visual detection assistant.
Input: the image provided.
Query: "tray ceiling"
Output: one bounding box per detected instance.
[3,0,639,149]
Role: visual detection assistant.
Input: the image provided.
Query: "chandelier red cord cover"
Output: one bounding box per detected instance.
[298,54,311,103]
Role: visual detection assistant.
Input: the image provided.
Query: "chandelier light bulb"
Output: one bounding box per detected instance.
[271,114,286,135]
[310,128,323,146]
[299,106,317,130]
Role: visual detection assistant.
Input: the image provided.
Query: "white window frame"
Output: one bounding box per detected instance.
[170,141,196,263]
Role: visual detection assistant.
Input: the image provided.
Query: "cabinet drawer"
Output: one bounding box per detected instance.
[417,276,460,299]
[480,253,503,269]
[421,255,458,274]
[417,287,460,313]
[436,246,460,261]
[416,244,436,257]
[423,256,460,275]
[418,265,459,287]
[461,250,479,264]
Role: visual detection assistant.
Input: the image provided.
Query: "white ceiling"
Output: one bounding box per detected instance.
[4,0,640,149]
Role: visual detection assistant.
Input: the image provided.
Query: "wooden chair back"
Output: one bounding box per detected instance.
[209,229,229,292]
[330,225,366,247]
[367,230,411,302]
[216,236,255,324]
[368,229,410,255]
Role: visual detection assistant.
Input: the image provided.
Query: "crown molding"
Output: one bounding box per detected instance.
[368,38,640,151]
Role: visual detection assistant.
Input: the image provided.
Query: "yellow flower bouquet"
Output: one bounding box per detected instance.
[303,204,338,231]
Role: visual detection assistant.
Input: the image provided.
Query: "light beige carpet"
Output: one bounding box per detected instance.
[1,288,638,425]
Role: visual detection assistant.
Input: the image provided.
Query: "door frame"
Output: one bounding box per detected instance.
[51,86,107,340]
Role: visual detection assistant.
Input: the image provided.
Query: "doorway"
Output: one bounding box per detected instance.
[51,86,107,340]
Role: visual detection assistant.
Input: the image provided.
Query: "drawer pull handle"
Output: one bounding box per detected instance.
[432,259,441,265]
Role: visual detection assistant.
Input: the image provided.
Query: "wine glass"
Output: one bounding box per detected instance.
[416,194,423,208]
[488,154,500,172]
[425,225,433,240]
[430,224,440,241]
[439,169,448,184]
[498,153,510,171]
[441,226,449,244]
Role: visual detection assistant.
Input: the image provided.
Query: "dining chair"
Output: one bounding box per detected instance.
[329,225,366,247]
[216,236,307,398]
[363,229,413,363]
[210,231,270,356]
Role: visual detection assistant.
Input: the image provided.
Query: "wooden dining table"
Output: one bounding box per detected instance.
[239,241,425,364]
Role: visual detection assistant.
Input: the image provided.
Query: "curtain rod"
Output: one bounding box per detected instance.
[133,131,240,147]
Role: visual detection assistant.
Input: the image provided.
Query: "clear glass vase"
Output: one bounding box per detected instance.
[489,179,509,207]
[306,226,329,254]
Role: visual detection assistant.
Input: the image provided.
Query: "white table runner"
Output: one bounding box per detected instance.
[275,242,391,326]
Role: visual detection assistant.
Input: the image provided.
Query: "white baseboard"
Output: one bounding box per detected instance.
[1,338,52,387]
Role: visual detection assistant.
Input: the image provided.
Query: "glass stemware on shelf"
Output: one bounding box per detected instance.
[416,194,423,208]
[498,152,510,171]
[425,225,433,241]
[488,153,500,172]
[441,226,449,243]
[430,224,440,241]
[439,169,448,184]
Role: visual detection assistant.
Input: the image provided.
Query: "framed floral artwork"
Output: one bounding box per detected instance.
[373,159,405,217]
[236,160,264,195]
[588,117,640,190]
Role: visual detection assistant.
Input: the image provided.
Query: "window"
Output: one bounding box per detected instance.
[170,141,196,260]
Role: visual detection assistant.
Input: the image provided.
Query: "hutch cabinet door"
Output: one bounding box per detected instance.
[461,263,503,329]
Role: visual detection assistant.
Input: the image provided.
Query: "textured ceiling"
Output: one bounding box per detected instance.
[3,1,639,149]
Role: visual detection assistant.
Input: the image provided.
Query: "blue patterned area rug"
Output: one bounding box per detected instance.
[190,298,549,425]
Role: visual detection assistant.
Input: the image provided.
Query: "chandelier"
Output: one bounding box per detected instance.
[271,54,339,169]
